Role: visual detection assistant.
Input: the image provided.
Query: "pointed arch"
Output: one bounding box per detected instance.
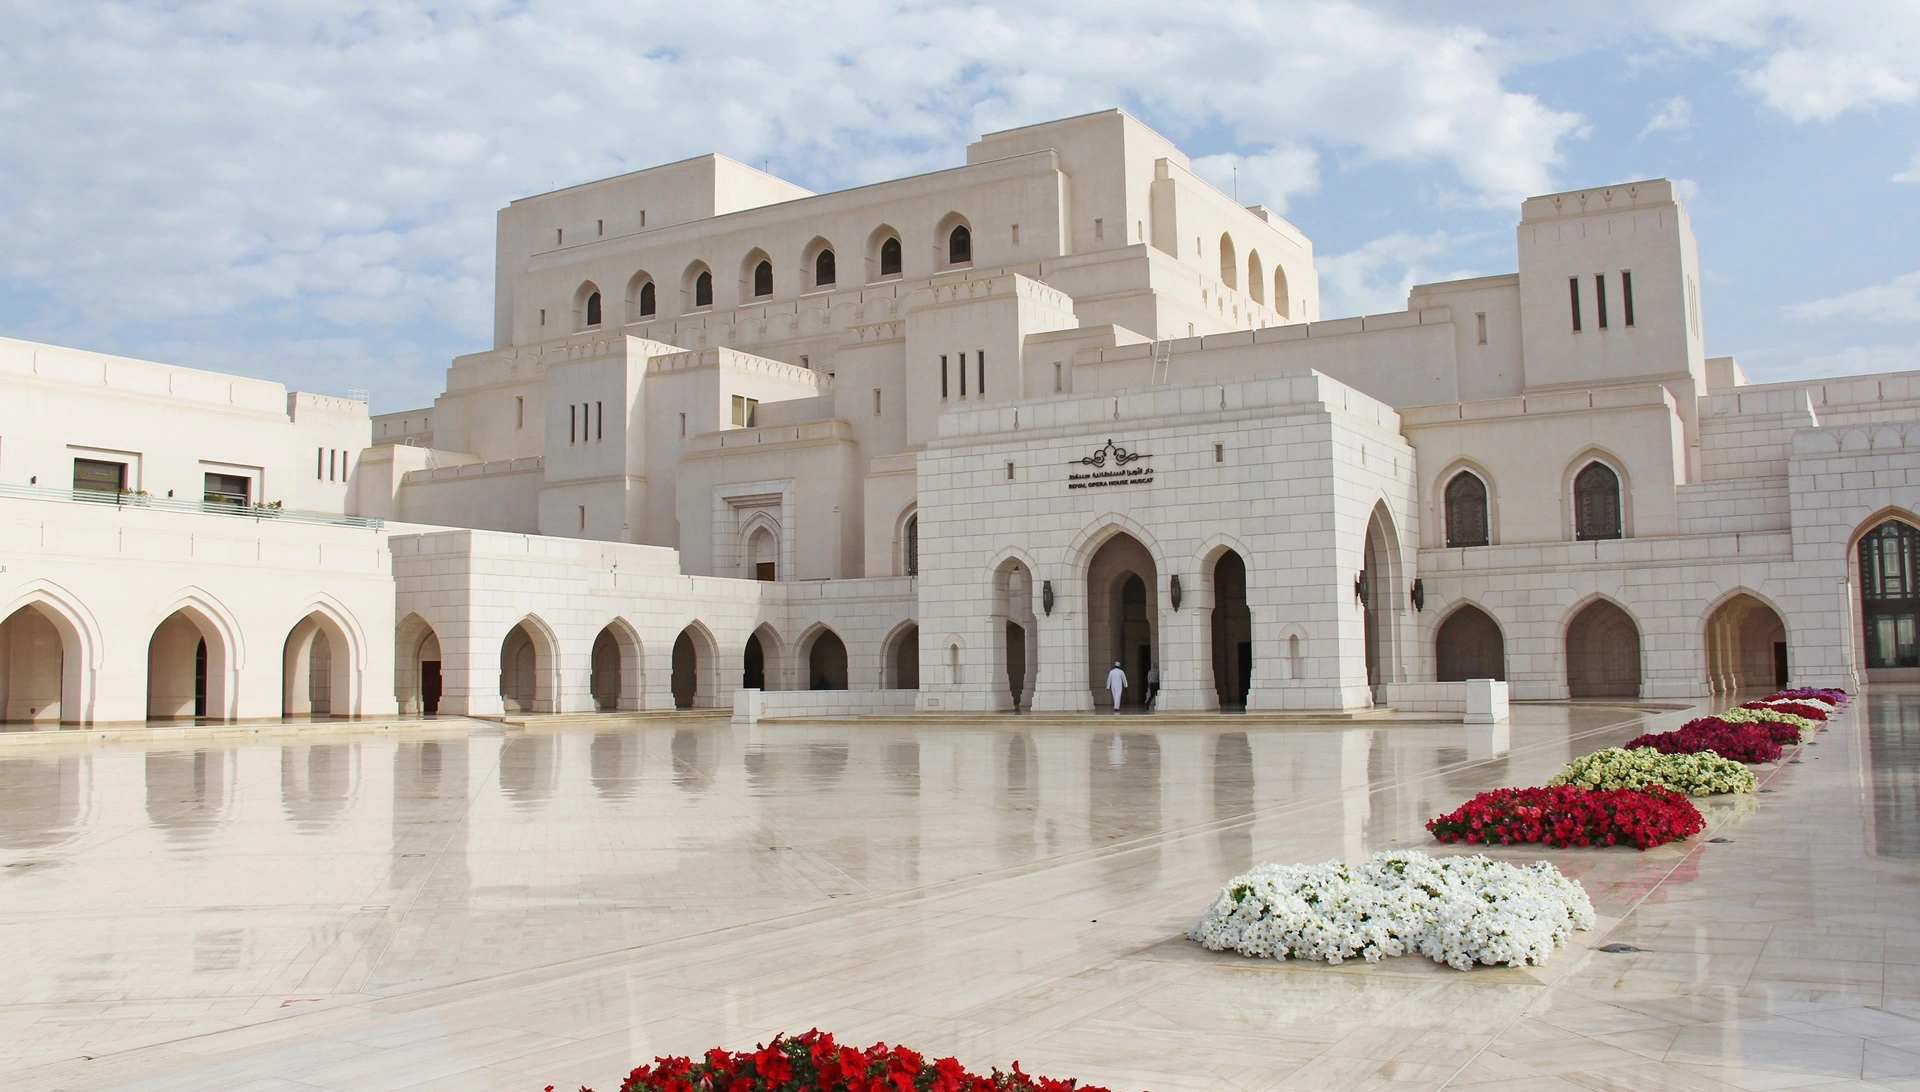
[796,622,849,691]
[499,613,562,714]
[867,224,903,280]
[1852,508,1920,673]
[683,261,714,311]
[1067,513,1171,573]
[0,582,101,725]
[802,236,836,290]
[1361,500,1407,693]
[394,611,443,715]
[1565,448,1630,541]
[897,504,920,577]
[1247,250,1265,304]
[1435,601,1505,682]
[740,247,774,300]
[743,621,785,691]
[671,620,720,709]
[592,617,645,711]
[145,588,243,721]
[935,213,972,266]
[1219,233,1237,289]
[1564,595,1642,699]
[573,280,603,330]
[882,619,920,690]
[282,596,367,718]
[625,269,657,321]
[1274,266,1291,319]
[1702,587,1788,691]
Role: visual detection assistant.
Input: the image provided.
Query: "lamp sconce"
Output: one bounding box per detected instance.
[1411,578,1425,612]
[1041,580,1054,616]
[1354,570,1370,606]
[1170,574,1183,611]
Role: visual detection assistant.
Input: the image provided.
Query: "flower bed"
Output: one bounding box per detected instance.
[1718,706,1819,739]
[1548,746,1757,795]
[1428,784,1704,849]
[1768,687,1848,706]
[1623,722,1785,764]
[1680,716,1803,748]
[1742,699,1829,721]
[567,1029,1128,1092]
[1189,850,1594,970]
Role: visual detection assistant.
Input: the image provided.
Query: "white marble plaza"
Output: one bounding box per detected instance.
[2,691,1916,1090]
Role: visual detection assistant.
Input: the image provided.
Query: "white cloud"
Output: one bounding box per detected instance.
[0,1,1587,406]
[1793,272,1920,324]
[1638,95,1692,139]
[1316,231,1485,318]
[1896,151,1920,183]
[1192,148,1321,214]
[1648,1,1920,122]
[1789,342,1920,379]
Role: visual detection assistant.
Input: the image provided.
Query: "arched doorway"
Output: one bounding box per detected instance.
[499,620,556,714]
[1210,550,1252,708]
[1566,600,1641,698]
[1436,605,1505,681]
[805,628,848,690]
[993,559,1037,710]
[1361,504,1404,696]
[1860,518,1920,670]
[743,633,766,690]
[887,623,919,689]
[1,605,69,724]
[149,608,227,721]
[1705,594,1787,691]
[284,611,354,718]
[591,622,642,711]
[670,625,713,709]
[395,614,440,716]
[1086,533,1158,708]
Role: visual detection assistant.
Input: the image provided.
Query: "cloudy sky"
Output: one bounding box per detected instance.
[1,1,1916,412]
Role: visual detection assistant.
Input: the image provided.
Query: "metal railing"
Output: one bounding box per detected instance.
[0,481,384,529]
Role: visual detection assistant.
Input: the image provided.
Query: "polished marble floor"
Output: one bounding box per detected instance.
[1,693,1916,1091]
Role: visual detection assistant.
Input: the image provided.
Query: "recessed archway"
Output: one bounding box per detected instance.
[1,605,71,724]
[1436,604,1505,681]
[1210,549,1252,709]
[499,618,558,714]
[670,623,718,709]
[1361,503,1405,695]
[395,614,440,716]
[148,602,233,721]
[591,621,644,711]
[1086,532,1158,708]
[1566,599,1642,699]
[1705,593,1787,692]
[283,610,355,718]
[886,622,919,689]
[803,626,848,691]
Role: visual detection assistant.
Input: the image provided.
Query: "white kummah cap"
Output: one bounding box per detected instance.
[1113,661,1121,667]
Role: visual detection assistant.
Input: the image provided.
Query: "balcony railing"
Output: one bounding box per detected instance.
[0,481,384,529]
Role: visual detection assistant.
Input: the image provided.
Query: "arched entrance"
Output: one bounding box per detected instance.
[1860,518,1920,670]
[284,611,354,718]
[499,619,556,714]
[1210,550,1252,708]
[1566,600,1641,699]
[805,628,848,690]
[1,605,69,724]
[743,633,766,690]
[148,608,228,721]
[395,614,440,716]
[591,622,643,711]
[1704,594,1787,691]
[671,626,714,709]
[1086,532,1158,708]
[887,623,919,689]
[993,559,1037,710]
[1436,605,1505,681]
[1361,504,1404,696]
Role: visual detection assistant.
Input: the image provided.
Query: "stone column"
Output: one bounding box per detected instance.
[1028,579,1093,712]
[1153,586,1217,711]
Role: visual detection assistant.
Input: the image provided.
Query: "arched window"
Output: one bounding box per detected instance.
[1248,251,1265,304]
[880,236,902,276]
[1444,472,1490,548]
[1275,267,1291,319]
[1574,462,1622,541]
[585,291,601,327]
[1219,234,1237,289]
[948,224,971,265]
[695,271,713,308]
[904,514,918,576]
[638,281,656,317]
[752,260,773,298]
[815,249,835,287]
[1861,519,1920,667]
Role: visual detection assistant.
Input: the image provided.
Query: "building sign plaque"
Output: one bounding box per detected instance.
[1067,438,1154,490]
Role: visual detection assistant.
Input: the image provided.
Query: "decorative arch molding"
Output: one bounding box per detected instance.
[147,587,246,669]
[590,615,646,712]
[681,260,714,311]
[739,247,774,301]
[1065,513,1170,573]
[292,592,369,671]
[1272,621,1309,682]
[624,269,657,322]
[1562,592,1645,699]
[801,236,837,290]
[1846,505,1920,552]
[573,280,603,329]
[1562,447,1633,540]
[866,223,904,281]
[934,212,972,266]
[1559,591,1641,633]
[1699,585,1790,633]
[1434,597,1507,636]
[895,503,920,578]
[1197,532,1255,570]
[987,544,1042,579]
[0,578,104,671]
[146,586,246,721]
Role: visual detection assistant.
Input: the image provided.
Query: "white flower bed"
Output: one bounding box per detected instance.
[1190,850,1595,970]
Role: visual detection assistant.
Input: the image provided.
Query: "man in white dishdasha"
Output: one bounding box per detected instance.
[1106,661,1127,713]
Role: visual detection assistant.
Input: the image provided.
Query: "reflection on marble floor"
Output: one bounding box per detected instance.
[0,696,1915,1090]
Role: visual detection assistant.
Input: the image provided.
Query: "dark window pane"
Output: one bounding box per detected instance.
[815,249,835,286]
[695,271,712,307]
[638,281,656,316]
[73,458,126,493]
[204,472,250,507]
[880,237,902,276]
[1573,462,1620,540]
[585,291,601,326]
[753,261,772,297]
[949,224,971,264]
[1444,472,1489,548]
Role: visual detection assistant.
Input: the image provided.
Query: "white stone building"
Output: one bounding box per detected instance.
[4,108,1918,725]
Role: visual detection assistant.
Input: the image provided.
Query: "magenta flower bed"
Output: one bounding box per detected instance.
[1624,722,1785,764]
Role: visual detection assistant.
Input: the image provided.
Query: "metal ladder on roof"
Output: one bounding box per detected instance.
[1151,338,1173,385]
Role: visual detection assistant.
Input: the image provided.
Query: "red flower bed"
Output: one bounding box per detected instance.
[1743,700,1828,721]
[560,1029,1131,1092]
[1769,687,1848,705]
[1682,716,1801,747]
[1427,784,1704,850]
[1624,722,1785,763]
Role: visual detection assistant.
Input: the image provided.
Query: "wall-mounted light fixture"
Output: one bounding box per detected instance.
[1355,570,1370,605]
[1410,578,1425,612]
[1170,574,1182,611]
[1041,580,1054,616]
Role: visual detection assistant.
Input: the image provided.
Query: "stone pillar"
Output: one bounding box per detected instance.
[436,625,504,718]
[1154,591,1217,712]
[1028,580,1093,712]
